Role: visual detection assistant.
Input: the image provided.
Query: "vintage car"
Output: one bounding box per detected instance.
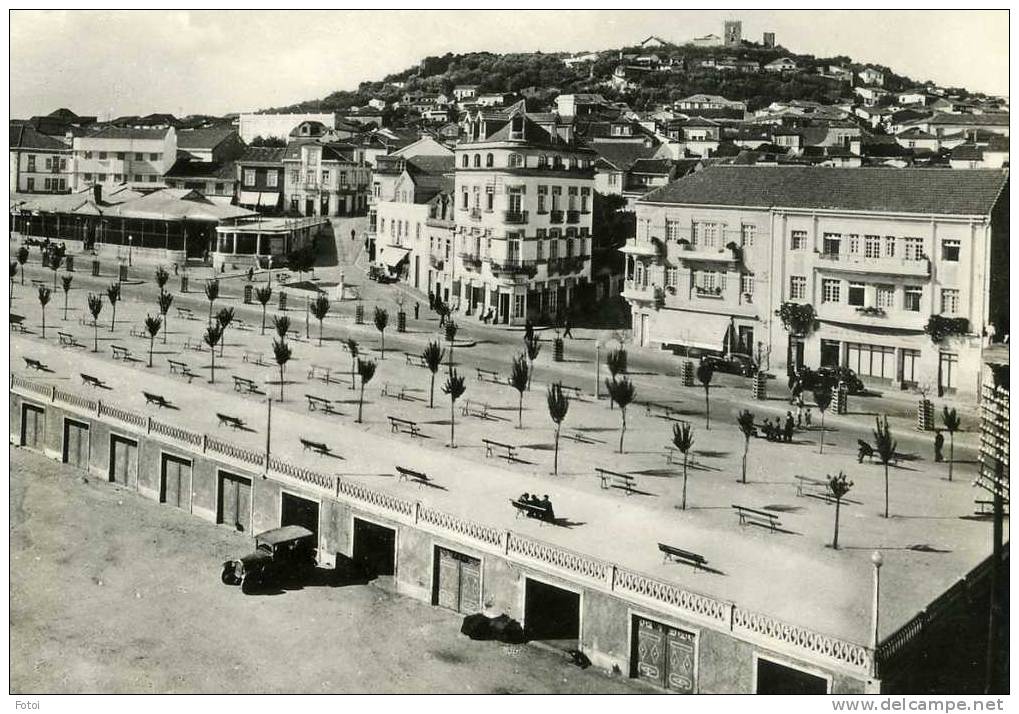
[220,525,317,592]
[701,352,759,377]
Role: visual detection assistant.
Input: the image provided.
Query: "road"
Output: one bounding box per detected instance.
[9,446,648,694]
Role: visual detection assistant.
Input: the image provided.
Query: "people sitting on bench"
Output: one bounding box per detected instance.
[511,493,555,523]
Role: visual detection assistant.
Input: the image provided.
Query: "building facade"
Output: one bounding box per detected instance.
[237,113,336,143]
[235,146,287,214]
[621,166,1009,400]
[10,123,73,193]
[71,127,177,190]
[282,141,371,217]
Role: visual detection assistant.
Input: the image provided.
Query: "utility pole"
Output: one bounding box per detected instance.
[264,397,272,472]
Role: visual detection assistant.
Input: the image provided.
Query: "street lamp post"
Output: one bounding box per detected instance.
[128,235,134,267]
[595,342,601,399]
[871,551,883,651]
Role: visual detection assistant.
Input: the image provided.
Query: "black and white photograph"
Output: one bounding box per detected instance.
[7,8,1010,701]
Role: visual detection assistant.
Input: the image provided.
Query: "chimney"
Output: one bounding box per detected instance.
[93,184,102,204]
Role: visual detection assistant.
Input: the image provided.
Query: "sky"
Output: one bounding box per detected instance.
[9,10,1010,119]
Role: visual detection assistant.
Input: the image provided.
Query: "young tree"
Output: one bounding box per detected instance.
[273,314,291,341]
[87,293,103,352]
[9,260,18,305]
[605,347,627,409]
[737,409,756,484]
[204,278,219,325]
[157,291,174,344]
[873,415,897,519]
[106,282,121,333]
[941,407,961,482]
[442,369,467,447]
[524,333,541,389]
[255,285,272,335]
[697,361,714,429]
[605,376,637,453]
[373,306,389,358]
[828,471,853,550]
[422,340,444,408]
[547,382,570,476]
[155,265,170,292]
[37,286,51,338]
[17,246,29,285]
[49,252,63,291]
[203,324,223,383]
[445,319,458,373]
[345,338,359,391]
[672,422,695,510]
[356,358,377,423]
[61,275,73,320]
[216,306,235,357]
[310,293,330,346]
[813,386,833,454]
[144,314,162,367]
[272,338,292,401]
[509,354,529,428]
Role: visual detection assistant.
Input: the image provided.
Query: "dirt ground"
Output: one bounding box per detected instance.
[9,446,648,694]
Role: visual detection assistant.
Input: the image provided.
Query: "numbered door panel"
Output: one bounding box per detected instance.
[62,419,90,469]
[217,471,252,533]
[160,454,192,510]
[20,404,45,451]
[632,616,697,693]
[109,435,138,486]
[434,547,481,614]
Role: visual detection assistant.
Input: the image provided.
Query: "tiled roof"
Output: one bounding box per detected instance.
[10,123,70,151]
[926,112,1010,127]
[282,140,358,162]
[176,125,239,149]
[405,155,455,176]
[629,158,673,175]
[164,158,237,181]
[950,144,984,161]
[589,140,659,171]
[237,146,286,164]
[85,126,172,140]
[640,165,1008,216]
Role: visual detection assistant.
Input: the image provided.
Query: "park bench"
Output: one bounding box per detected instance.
[167,359,196,383]
[476,367,501,383]
[646,402,685,421]
[658,543,708,571]
[558,384,582,399]
[81,373,104,388]
[23,357,47,371]
[308,364,331,383]
[510,499,554,524]
[216,413,246,430]
[305,394,342,416]
[299,437,332,457]
[405,353,428,368]
[482,438,517,462]
[596,467,636,495]
[567,430,597,444]
[380,383,406,400]
[111,344,132,360]
[176,306,198,321]
[286,329,305,342]
[10,314,27,333]
[232,375,260,394]
[233,318,253,332]
[388,416,421,438]
[460,400,489,420]
[396,466,432,487]
[732,504,782,532]
[242,350,265,366]
[31,278,48,288]
[129,325,148,339]
[57,331,85,349]
[143,391,172,409]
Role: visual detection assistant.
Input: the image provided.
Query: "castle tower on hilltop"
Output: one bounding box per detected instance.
[763,32,776,48]
[724,20,742,47]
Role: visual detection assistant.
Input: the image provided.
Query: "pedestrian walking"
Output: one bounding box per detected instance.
[934,430,945,462]
[804,408,813,427]
[784,412,795,443]
[414,301,420,320]
[563,316,573,339]
[524,318,534,343]
[428,291,435,311]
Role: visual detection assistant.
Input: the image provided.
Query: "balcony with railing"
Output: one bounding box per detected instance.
[673,240,740,264]
[503,210,529,225]
[816,302,928,331]
[815,251,931,278]
[469,207,483,221]
[489,258,539,278]
[459,252,483,272]
[549,209,564,224]
[566,210,581,224]
[547,255,589,276]
[622,278,655,302]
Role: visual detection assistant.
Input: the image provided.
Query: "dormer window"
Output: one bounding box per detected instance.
[510,116,524,140]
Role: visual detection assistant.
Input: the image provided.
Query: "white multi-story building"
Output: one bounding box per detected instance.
[10,123,73,193]
[71,126,177,189]
[282,140,371,217]
[237,112,336,143]
[621,165,1009,399]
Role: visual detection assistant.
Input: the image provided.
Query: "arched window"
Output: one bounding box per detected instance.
[485,153,494,167]
[508,153,523,168]
[473,154,481,168]
[461,154,469,168]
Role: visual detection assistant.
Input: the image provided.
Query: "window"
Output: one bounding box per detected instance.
[215,183,224,193]
[116,152,125,160]
[43,178,51,191]
[305,171,315,184]
[847,282,866,307]
[514,294,525,318]
[741,224,756,247]
[581,193,589,213]
[461,154,469,168]
[150,153,160,161]
[133,174,142,182]
[99,152,107,160]
[904,286,922,312]
[135,153,143,161]
[846,234,859,255]
[549,237,559,259]
[551,186,561,210]
[884,236,896,258]
[84,151,93,159]
[864,235,881,258]
[692,222,719,248]
[26,178,34,191]
[508,153,523,168]
[45,157,52,170]
[940,288,960,315]
[942,239,960,262]
[537,188,547,213]
[321,169,330,183]
[741,273,754,296]
[665,266,679,288]
[666,219,681,242]
[822,233,841,256]
[244,169,256,186]
[608,173,619,186]
[97,173,106,182]
[83,173,92,181]
[566,239,574,257]
[579,238,586,256]
[904,237,924,261]
[485,154,493,167]
[791,230,807,250]
[147,175,157,183]
[876,285,895,309]
[473,154,481,168]
[26,156,35,172]
[538,155,548,168]
[845,343,896,380]
[821,279,841,303]
[537,239,545,260]
[267,171,278,188]
[461,190,468,210]
[114,174,122,182]
[789,276,807,300]
[485,186,494,211]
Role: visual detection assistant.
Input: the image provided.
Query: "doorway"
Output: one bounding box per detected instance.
[62,419,89,469]
[305,198,315,217]
[755,656,829,694]
[281,492,320,539]
[433,547,481,614]
[524,578,580,647]
[217,471,252,533]
[632,616,697,693]
[20,403,45,451]
[109,434,138,487]
[352,518,396,577]
[160,454,192,510]
[820,339,841,368]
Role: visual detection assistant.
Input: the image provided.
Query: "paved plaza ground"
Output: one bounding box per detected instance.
[9,447,650,694]
[9,230,1001,649]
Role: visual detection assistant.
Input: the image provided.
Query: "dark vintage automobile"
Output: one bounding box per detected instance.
[367,264,398,284]
[793,366,866,395]
[220,525,317,592]
[701,352,759,377]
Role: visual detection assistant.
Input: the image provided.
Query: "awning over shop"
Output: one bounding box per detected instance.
[380,246,411,269]
[238,191,261,206]
[619,238,659,257]
[257,192,280,208]
[662,313,732,354]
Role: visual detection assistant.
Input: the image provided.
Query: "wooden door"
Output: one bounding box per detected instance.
[20,404,44,450]
[218,472,252,533]
[109,435,138,486]
[436,548,481,614]
[63,420,89,469]
[436,549,460,611]
[161,454,191,509]
[633,616,696,693]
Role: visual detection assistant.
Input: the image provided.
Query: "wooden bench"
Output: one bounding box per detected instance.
[460,400,489,420]
[57,331,85,349]
[658,543,707,570]
[143,391,171,408]
[110,344,131,360]
[308,364,331,383]
[129,325,148,339]
[567,430,597,444]
[597,468,636,494]
[176,306,198,321]
[396,466,432,487]
[405,353,428,368]
[10,315,27,333]
[646,402,685,421]
[232,375,260,394]
[81,373,104,388]
[510,499,554,524]
[476,367,501,383]
[299,438,332,457]
[242,350,265,366]
[181,337,206,353]
[23,357,47,371]
[380,383,406,400]
[167,359,196,383]
[233,318,253,332]
[558,384,582,399]
[732,504,782,532]
[482,438,517,461]
[305,394,342,416]
[795,475,832,502]
[216,413,246,430]
[388,416,420,437]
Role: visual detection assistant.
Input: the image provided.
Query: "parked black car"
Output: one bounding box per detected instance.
[220,525,317,592]
[701,352,758,377]
[793,366,866,394]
